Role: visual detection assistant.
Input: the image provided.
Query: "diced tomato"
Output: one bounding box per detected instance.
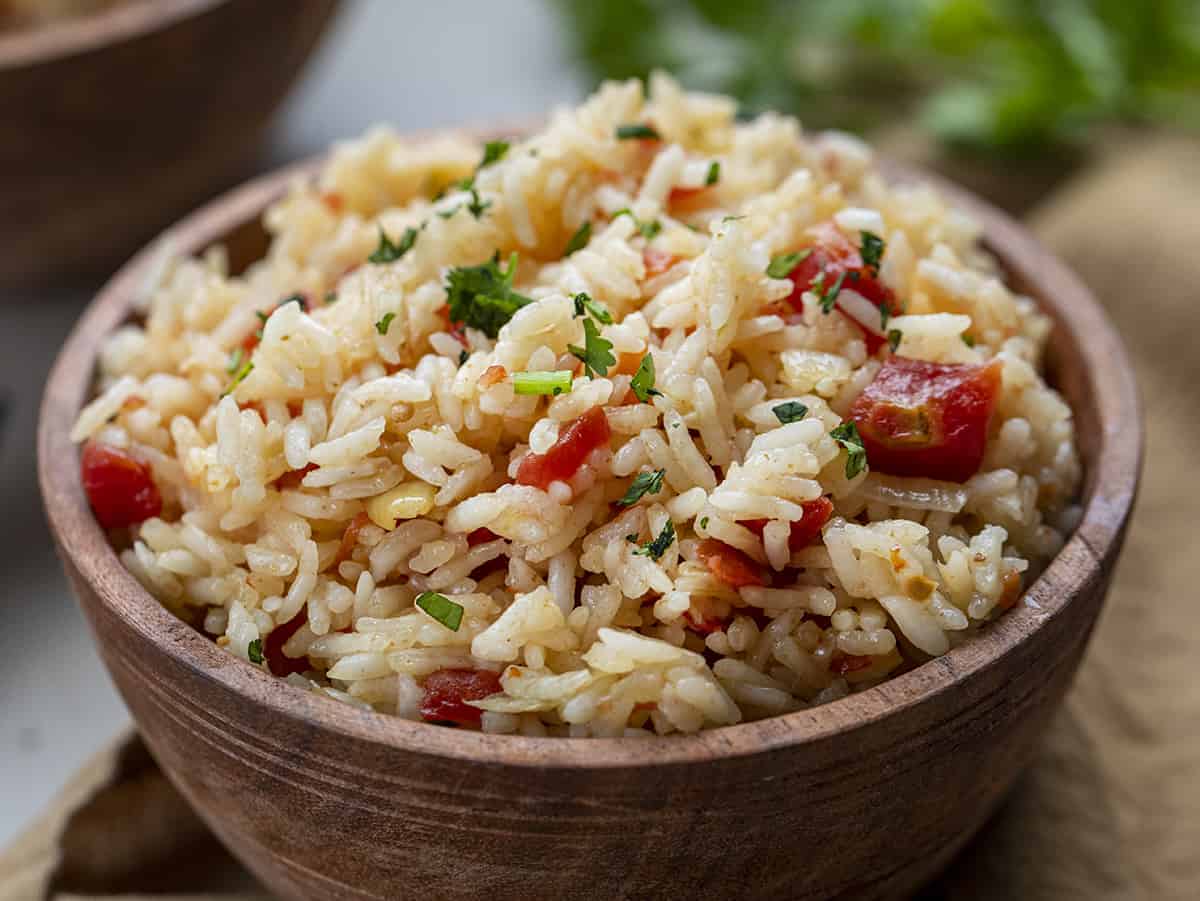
[420,669,503,725]
[643,248,680,280]
[263,607,310,677]
[781,222,902,353]
[331,512,371,568]
[467,527,499,546]
[614,351,644,376]
[515,406,611,491]
[436,305,470,348]
[850,356,1002,483]
[830,653,874,676]
[740,496,834,552]
[478,364,507,388]
[682,610,727,635]
[321,192,344,214]
[81,441,162,530]
[275,462,317,492]
[633,701,657,712]
[695,539,768,589]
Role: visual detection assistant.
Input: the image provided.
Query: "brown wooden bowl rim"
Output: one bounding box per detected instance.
[38,140,1142,770]
[0,0,227,69]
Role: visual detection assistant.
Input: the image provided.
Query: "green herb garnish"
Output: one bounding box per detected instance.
[830,421,868,480]
[878,301,891,331]
[572,291,612,324]
[816,270,848,314]
[612,208,661,240]
[564,221,592,257]
[221,359,253,397]
[705,160,721,186]
[630,353,661,403]
[226,347,244,376]
[466,187,491,219]
[444,252,534,339]
[860,231,885,275]
[616,123,660,140]
[368,226,417,264]
[772,401,808,424]
[458,349,469,365]
[513,370,573,396]
[247,638,263,664]
[415,591,464,631]
[767,249,811,279]
[568,317,616,378]
[632,520,675,560]
[479,140,510,168]
[699,516,709,529]
[324,291,338,305]
[962,334,976,348]
[888,329,902,352]
[618,469,665,507]
[375,312,396,335]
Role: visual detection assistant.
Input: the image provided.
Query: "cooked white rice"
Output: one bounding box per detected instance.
[72,75,1080,737]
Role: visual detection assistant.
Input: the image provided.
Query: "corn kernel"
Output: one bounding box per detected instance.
[366,482,436,530]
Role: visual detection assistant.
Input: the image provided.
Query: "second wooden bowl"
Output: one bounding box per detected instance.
[0,0,340,288]
[38,149,1141,900]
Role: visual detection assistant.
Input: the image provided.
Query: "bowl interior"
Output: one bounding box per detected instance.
[37,151,1142,768]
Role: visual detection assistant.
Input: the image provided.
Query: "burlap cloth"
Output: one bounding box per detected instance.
[4,135,1198,900]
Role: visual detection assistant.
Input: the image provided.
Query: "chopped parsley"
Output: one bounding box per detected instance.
[572,291,612,324]
[699,516,709,529]
[221,359,253,397]
[375,312,396,335]
[444,252,534,339]
[630,353,661,402]
[721,214,746,223]
[226,347,244,376]
[766,249,811,279]
[618,469,665,507]
[830,421,868,480]
[612,208,661,240]
[962,334,976,347]
[415,591,464,631]
[815,270,849,314]
[466,186,491,219]
[247,638,263,664]
[632,520,676,560]
[568,317,616,378]
[324,291,338,305]
[277,293,307,312]
[705,160,721,186]
[772,401,808,424]
[368,226,417,264]
[878,301,892,331]
[860,231,885,275]
[479,140,510,168]
[513,370,573,396]
[564,221,592,256]
[888,329,903,352]
[615,123,660,140]
[458,349,469,365]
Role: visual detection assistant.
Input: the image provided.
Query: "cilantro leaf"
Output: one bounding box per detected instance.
[618,469,665,507]
[324,291,338,305]
[632,520,675,560]
[615,123,660,140]
[368,226,417,264]
[705,160,721,186]
[466,187,491,219]
[612,208,661,240]
[878,301,891,331]
[458,349,469,365]
[772,401,808,424]
[247,638,263,664]
[375,312,396,335]
[572,291,612,324]
[445,252,534,339]
[415,591,464,631]
[766,249,812,279]
[479,140,510,168]
[860,231,885,275]
[816,270,848,313]
[221,359,253,397]
[630,353,661,403]
[564,221,592,257]
[962,334,976,348]
[830,421,868,480]
[568,317,616,378]
[888,329,902,352]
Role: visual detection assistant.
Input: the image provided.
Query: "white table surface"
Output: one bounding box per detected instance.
[0,0,583,846]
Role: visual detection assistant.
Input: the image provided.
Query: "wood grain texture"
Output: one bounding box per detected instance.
[37,148,1142,901]
[0,0,339,288]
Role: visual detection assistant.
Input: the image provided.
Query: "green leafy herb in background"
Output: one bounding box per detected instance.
[552,0,1200,154]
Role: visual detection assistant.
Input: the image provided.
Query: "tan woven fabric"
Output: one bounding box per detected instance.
[3,135,1197,901]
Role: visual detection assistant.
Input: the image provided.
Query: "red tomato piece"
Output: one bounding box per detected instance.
[830,654,874,676]
[436,305,470,348]
[740,496,834,552]
[695,539,768,589]
[782,222,901,353]
[420,669,503,725]
[681,610,727,635]
[81,441,162,529]
[850,356,1002,483]
[467,527,499,546]
[478,365,507,388]
[263,607,310,677]
[515,406,611,491]
[275,462,317,492]
[643,248,680,280]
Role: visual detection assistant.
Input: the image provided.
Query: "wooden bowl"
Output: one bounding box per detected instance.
[38,148,1141,900]
[0,0,340,288]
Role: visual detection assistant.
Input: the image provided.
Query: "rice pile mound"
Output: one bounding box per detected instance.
[71,75,1081,737]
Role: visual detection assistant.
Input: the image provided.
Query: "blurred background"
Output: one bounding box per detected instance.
[2,0,1199,892]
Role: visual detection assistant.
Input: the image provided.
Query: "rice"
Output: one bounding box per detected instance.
[72,74,1081,736]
